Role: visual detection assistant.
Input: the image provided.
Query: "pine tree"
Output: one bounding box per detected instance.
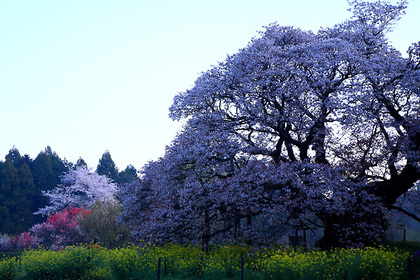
[116,165,138,185]
[96,151,118,182]
[0,148,35,234]
[30,147,68,223]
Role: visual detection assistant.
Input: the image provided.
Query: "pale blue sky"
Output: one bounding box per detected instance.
[0,0,419,170]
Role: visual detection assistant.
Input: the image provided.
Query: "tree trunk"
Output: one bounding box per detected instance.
[202,208,210,252]
[318,210,387,249]
[246,213,253,246]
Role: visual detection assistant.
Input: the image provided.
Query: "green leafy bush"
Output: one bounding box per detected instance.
[78,200,130,248]
[0,256,18,280]
[0,244,411,280]
[262,247,409,280]
[19,246,100,280]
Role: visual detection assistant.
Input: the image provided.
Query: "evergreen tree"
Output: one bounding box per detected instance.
[5,147,22,167]
[75,157,88,168]
[30,147,68,223]
[0,160,9,233]
[0,159,19,233]
[44,146,68,179]
[30,152,57,212]
[116,164,138,185]
[0,148,35,234]
[96,151,118,182]
[21,154,33,167]
[16,161,36,230]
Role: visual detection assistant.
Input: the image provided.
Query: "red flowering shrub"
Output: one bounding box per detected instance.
[30,207,91,249]
[8,232,36,250]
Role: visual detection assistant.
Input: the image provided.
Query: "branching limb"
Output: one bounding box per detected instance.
[389,205,420,223]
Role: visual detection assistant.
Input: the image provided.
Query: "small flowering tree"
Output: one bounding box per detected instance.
[30,207,91,248]
[9,232,36,250]
[35,166,117,216]
[0,234,12,251]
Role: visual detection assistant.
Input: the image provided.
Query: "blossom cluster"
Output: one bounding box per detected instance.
[29,207,91,249]
[35,166,117,216]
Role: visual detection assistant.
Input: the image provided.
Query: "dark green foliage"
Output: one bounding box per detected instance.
[75,157,87,168]
[31,146,67,192]
[96,151,137,185]
[96,150,118,182]
[29,147,68,224]
[116,164,138,185]
[0,161,11,232]
[4,148,22,168]
[0,147,68,233]
[0,149,35,234]
[15,162,36,230]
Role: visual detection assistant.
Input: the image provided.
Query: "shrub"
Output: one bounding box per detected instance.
[262,247,409,280]
[0,244,412,280]
[20,246,101,280]
[30,207,90,249]
[77,200,130,248]
[8,232,36,251]
[0,234,12,252]
[0,256,18,280]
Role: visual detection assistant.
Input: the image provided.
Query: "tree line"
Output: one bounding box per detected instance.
[0,146,137,235]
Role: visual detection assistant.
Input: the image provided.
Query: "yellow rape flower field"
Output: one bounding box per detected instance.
[0,243,416,280]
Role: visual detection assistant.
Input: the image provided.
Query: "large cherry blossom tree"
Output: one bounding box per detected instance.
[119,0,419,249]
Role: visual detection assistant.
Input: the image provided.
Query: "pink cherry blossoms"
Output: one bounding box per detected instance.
[36,166,117,216]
